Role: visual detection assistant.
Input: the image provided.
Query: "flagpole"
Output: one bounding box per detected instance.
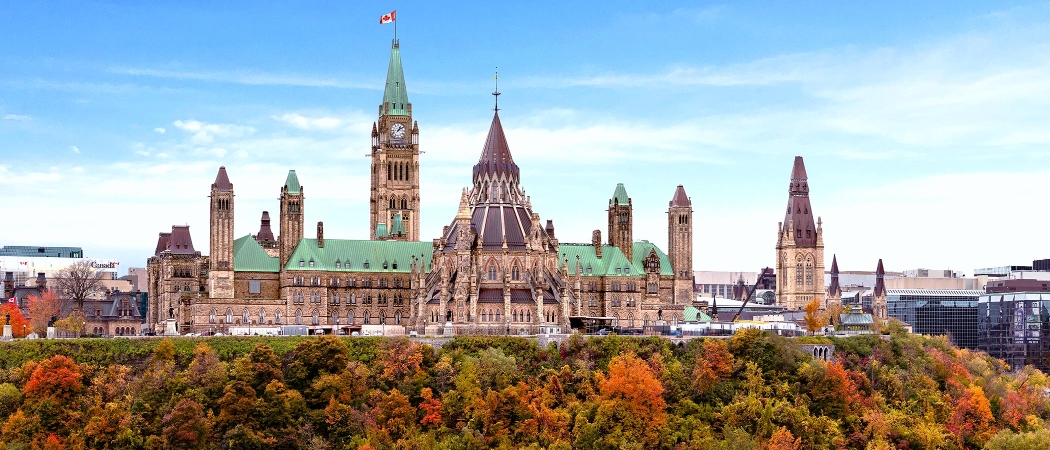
[394,13,397,43]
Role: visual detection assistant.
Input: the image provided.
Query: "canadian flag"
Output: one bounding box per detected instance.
[380,10,396,25]
[6,298,14,305]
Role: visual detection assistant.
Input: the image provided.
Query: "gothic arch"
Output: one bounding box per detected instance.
[295,309,303,325]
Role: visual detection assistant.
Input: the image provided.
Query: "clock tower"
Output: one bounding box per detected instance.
[370,39,421,241]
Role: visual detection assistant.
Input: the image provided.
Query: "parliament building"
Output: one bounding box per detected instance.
[146,39,696,335]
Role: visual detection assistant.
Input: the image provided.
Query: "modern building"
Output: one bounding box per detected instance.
[887,289,982,350]
[146,39,693,335]
[978,290,1050,371]
[0,244,122,286]
[775,156,826,311]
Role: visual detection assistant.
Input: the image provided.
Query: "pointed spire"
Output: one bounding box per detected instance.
[212,166,233,191]
[472,111,519,185]
[382,40,410,116]
[610,183,630,206]
[284,170,301,194]
[456,188,471,220]
[829,254,841,297]
[874,259,886,297]
[670,184,690,207]
[782,156,817,246]
[256,211,275,242]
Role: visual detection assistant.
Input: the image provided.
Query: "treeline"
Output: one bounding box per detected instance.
[0,325,1048,449]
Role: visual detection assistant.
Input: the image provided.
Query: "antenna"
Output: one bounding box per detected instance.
[493,67,500,112]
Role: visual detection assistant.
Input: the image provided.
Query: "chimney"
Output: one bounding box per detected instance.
[592,230,602,258]
[317,221,324,248]
[36,272,47,291]
[3,272,13,300]
[545,220,555,239]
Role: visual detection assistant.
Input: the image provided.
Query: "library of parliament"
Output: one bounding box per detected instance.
[146,39,820,335]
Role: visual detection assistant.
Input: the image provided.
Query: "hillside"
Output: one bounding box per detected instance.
[0,325,1047,449]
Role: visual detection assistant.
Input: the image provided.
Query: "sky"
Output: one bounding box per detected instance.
[2,1,1050,276]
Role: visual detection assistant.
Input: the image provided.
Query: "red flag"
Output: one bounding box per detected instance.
[380,10,396,25]
[6,298,14,305]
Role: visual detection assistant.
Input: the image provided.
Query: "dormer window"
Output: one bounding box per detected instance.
[309,260,315,268]
[383,261,388,270]
[335,260,341,269]
[625,268,630,275]
[299,260,305,267]
[392,261,398,270]
[363,261,370,269]
[616,268,622,275]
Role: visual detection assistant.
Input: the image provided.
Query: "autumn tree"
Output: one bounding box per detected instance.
[419,388,444,428]
[0,304,31,338]
[378,338,424,386]
[803,298,826,334]
[26,291,60,335]
[162,398,212,449]
[950,384,995,446]
[53,260,104,312]
[594,353,667,447]
[692,339,735,396]
[767,427,801,450]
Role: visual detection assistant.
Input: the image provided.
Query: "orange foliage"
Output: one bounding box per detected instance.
[23,355,83,403]
[599,353,667,425]
[26,291,60,335]
[811,361,864,418]
[766,427,800,450]
[1001,391,1031,429]
[693,339,734,395]
[42,434,64,450]
[949,385,995,445]
[0,304,30,338]
[419,387,443,427]
[379,338,424,384]
[803,299,825,333]
[374,389,415,438]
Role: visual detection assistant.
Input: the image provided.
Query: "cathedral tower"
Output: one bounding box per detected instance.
[668,185,693,304]
[608,183,633,261]
[208,166,235,299]
[370,39,421,241]
[775,156,825,310]
[872,259,888,320]
[279,170,304,268]
[827,254,842,308]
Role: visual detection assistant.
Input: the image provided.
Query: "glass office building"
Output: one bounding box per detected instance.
[887,289,982,350]
[978,292,1050,371]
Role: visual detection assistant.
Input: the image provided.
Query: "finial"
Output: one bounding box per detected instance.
[493,67,500,112]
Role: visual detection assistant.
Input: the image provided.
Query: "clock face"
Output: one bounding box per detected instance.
[390,122,406,139]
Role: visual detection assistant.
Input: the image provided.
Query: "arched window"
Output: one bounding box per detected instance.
[795,262,804,286]
[312,310,319,325]
[379,311,386,324]
[259,310,265,324]
[331,310,338,325]
[805,257,814,286]
[275,310,282,324]
[209,309,216,324]
[526,310,531,322]
[347,310,354,324]
[401,198,407,209]
[242,309,249,324]
[511,263,520,281]
[495,309,501,322]
[226,309,233,324]
[395,311,402,324]
[295,309,302,325]
[488,262,498,280]
[364,311,371,324]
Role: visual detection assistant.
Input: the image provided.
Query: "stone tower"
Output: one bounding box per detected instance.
[608,183,633,261]
[827,254,842,308]
[208,166,235,299]
[668,185,693,305]
[872,259,888,320]
[279,170,304,268]
[370,39,421,241]
[775,156,825,310]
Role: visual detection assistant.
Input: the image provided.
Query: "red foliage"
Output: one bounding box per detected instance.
[599,353,667,425]
[811,361,864,418]
[26,291,60,335]
[949,385,995,445]
[419,387,443,427]
[766,427,800,450]
[0,304,30,338]
[42,434,64,450]
[693,339,735,395]
[1001,390,1031,429]
[22,355,83,403]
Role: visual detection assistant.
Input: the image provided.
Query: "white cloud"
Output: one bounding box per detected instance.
[154,127,166,134]
[111,67,378,90]
[272,113,347,131]
[3,114,31,121]
[172,119,255,144]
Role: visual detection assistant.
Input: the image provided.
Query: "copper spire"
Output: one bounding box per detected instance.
[670,184,690,207]
[783,156,817,246]
[212,166,233,191]
[829,254,841,297]
[874,259,886,297]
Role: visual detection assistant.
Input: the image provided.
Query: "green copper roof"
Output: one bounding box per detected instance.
[233,235,280,273]
[374,223,389,239]
[382,42,410,116]
[559,241,672,277]
[632,241,674,276]
[390,212,406,236]
[610,183,630,206]
[285,238,432,273]
[683,306,713,322]
[284,170,301,194]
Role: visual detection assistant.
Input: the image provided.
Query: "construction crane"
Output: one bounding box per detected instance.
[732,268,774,322]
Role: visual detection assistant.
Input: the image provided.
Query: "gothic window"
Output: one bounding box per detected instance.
[225,309,233,324]
[526,310,531,322]
[796,262,803,286]
[401,198,407,209]
[259,310,265,324]
[495,309,501,322]
[389,198,395,209]
[387,164,392,180]
[209,309,216,324]
[805,260,814,286]
[331,311,338,325]
[312,310,319,325]
[512,263,520,281]
[242,309,249,324]
[347,310,354,324]
[379,311,386,324]
[350,294,356,304]
[488,262,498,280]
[275,310,282,324]
[295,309,302,325]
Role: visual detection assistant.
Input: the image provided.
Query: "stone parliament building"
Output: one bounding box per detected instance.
[146,39,696,335]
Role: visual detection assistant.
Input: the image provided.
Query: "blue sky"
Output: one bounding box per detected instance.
[2,1,1050,275]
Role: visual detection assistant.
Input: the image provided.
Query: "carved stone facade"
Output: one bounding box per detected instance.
[775,156,825,311]
[145,39,693,335]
